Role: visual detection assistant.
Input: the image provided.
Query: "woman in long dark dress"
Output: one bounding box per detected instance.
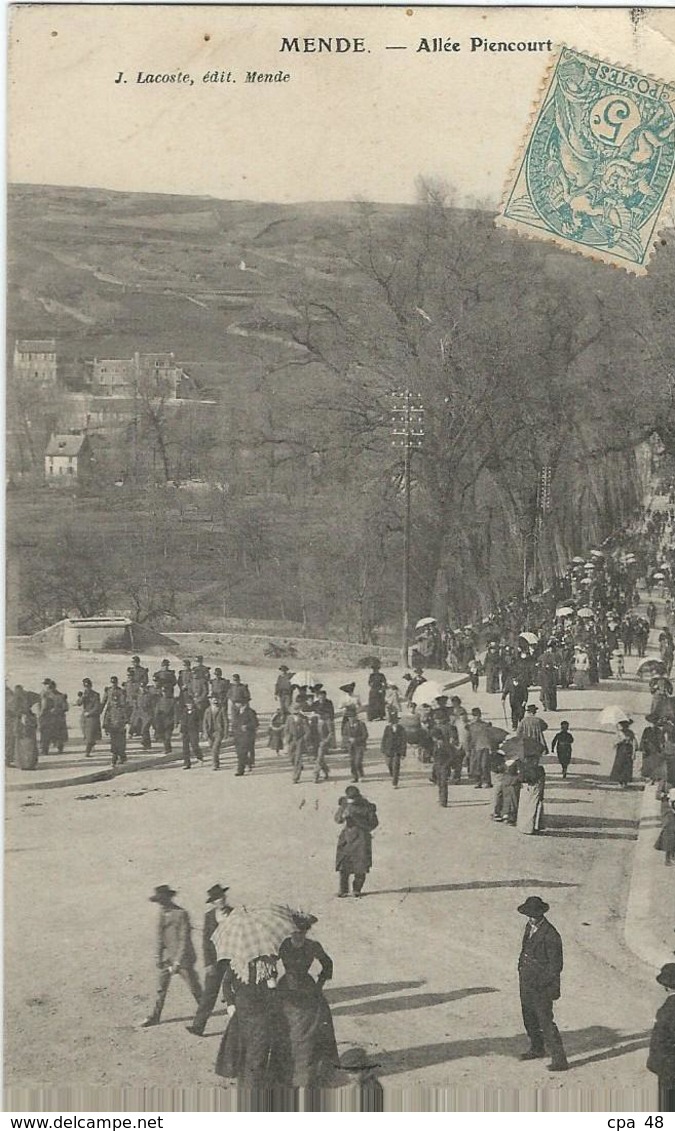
[215,958,279,1087]
[275,913,338,1087]
[367,662,387,722]
[15,706,39,770]
[610,720,637,787]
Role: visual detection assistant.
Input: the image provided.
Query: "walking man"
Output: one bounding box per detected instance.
[203,695,227,770]
[517,705,549,759]
[102,677,127,767]
[141,885,202,1028]
[343,706,368,783]
[78,678,102,757]
[516,896,569,1071]
[285,703,310,784]
[335,786,378,898]
[502,675,528,731]
[430,722,454,807]
[274,665,293,714]
[467,707,493,788]
[179,694,203,769]
[381,712,407,788]
[187,883,232,1037]
[232,702,258,775]
[154,684,176,754]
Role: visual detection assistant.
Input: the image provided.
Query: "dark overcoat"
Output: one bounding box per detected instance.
[647,994,675,1085]
[335,800,376,874]
[518,918,563,1000]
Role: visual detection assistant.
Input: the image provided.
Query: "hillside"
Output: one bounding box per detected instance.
[8,184,414,396]
[7,182,674,639]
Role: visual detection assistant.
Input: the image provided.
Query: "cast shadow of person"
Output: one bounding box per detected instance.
[373,1025,652,1077]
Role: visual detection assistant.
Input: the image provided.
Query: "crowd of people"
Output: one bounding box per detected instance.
[140,877,675,1106]
[5,657,261,773]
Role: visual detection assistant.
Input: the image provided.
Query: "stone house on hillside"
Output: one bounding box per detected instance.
[44,432,93,483]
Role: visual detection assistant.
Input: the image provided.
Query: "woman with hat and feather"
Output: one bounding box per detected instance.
[274,912,338,1088]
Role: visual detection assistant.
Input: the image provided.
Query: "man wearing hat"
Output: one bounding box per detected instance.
[517,705,549,758]
[102,677,128,767]
[129,655,149,688]
[647,963,675,1110]
[467,707,494,788]
[153,659,177,696]
[343,706,369,783]
[380,711,407,788]
[231,698,258,776]
[502,674,529,731]
[227,673,251,709]
[274,665,293,713]
[187,884,232,1037]
[203,694,228,770]
[516,896,568,1071]
[142,885,202,1028]
[285,702,311,784]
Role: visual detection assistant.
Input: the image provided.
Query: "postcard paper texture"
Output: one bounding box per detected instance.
[5,3,675,1114]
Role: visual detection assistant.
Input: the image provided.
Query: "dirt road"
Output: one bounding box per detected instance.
[5,641,667,1110]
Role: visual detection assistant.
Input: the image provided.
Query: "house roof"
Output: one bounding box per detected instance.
[16,339,57,353]
[45,433,88,457]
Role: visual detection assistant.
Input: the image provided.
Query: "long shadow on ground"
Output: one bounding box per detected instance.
[363,878,579,897]
[325,981,425,1005]
[374,1026,652,1076]
[332,986,497,1017]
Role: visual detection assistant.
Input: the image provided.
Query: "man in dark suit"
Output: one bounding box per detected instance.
[517,895,568,1071]
[187,883,232,1037]
[647,963,675,1111]
[381,712,407,788]
[142,885,202,1027]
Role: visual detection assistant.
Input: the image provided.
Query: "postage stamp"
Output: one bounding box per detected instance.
[497,46,675,273]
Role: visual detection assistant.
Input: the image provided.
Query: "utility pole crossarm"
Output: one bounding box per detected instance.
[391,390,425,668]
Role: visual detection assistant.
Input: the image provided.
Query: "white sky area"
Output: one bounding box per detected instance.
[8,5,675,204]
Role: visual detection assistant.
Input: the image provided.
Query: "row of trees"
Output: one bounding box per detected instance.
[11,183,674,638]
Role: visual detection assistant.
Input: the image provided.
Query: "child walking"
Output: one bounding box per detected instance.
[551,720,574,780]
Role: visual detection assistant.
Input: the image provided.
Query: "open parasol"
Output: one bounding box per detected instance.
[652,572,666,581]
[412,679,445,706]
[415,617,437,631]
[518,631,538,646]
[571,556,585,565]
[636,659,666,678]
[502,734,543,760]
[590,549,605,558]
[212,904,300,981]
[291,670,317,689]
[556,606,575,618]
[485,723,509,750]
[598,705,633,728]
[577,607,594,618]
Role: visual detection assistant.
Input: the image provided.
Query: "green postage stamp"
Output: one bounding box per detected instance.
[498,46,675,273]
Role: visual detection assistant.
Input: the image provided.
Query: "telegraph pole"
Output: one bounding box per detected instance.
[391,391,425,667]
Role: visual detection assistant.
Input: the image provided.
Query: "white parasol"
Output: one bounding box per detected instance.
[518,631,538,646]
[291,670,317,689]
[599,705,634,728]
[412,679,446,706]
[415,617,437,631]
[556,606,575,618]
[577,607,594,618]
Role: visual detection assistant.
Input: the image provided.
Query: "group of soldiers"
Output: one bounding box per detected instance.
[6,656,260,774]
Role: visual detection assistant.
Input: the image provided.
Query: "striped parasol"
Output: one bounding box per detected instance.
[212,903,299,981]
